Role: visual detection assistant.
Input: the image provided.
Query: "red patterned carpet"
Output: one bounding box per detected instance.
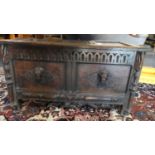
[0,88,154,121]
[131,84,155,121]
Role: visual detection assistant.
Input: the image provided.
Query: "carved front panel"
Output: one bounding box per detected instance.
[0,41,148,114]
[14,61,65,97]
[77,64,130,94]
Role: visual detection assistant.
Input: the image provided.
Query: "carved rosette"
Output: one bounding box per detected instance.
[25,66,53,84]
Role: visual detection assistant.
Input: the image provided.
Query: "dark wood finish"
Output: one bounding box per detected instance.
[0,39,151,114]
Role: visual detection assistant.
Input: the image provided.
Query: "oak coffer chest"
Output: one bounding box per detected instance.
[0,39,150,114]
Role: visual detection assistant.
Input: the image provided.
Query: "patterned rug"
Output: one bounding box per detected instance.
[131,83,155,121]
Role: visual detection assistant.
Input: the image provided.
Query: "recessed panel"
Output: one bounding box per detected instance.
[14,61,65,95]
[77,64,130,94]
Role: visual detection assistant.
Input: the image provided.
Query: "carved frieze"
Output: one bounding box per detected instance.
[12,46,135,65]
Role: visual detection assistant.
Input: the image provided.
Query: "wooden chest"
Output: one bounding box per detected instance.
[0,39,150,114]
